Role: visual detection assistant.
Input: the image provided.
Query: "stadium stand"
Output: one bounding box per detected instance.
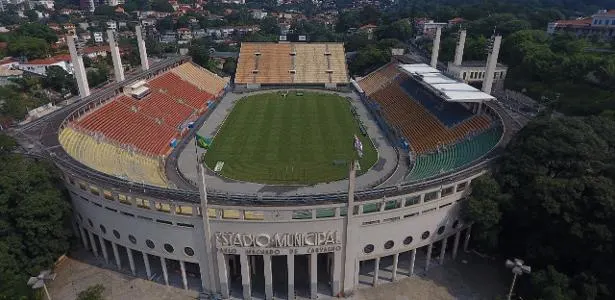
[171,63,229,96]
[357,63,402,96]
[370,81,491,154]
[59,127,168,187]
[406,126,502,181]
[148,72,213,112]
[75,99,179,156]
[117,92,195,129]
[235,42,349,85]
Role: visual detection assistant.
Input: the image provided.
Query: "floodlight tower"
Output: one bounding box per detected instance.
[481,33,502,94]
[107,29,125,82]
[67,35,91,98]
[430,26,442,69]
[27,270,56,300]
[135,25,149,71]
[505,258,531,300]
[453,29,467,66]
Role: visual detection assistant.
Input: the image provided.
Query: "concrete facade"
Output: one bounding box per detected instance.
[62,164,479,298]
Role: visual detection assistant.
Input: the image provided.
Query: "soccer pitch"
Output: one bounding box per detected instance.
[203,91,378,185]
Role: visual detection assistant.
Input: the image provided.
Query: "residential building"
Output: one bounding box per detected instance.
[547,9,615,39]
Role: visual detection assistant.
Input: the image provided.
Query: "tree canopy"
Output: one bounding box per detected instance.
[464,115,615,299]
[0,134,73,299]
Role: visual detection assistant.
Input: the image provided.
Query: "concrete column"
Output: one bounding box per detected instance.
[264,255,273,300]
[342,161,359,296]
[107,30,125,82]
[127,248,136,275]
[454,30,467,66]
[452,231,461,259]
[464,225,472,252]
[332,251,342,296]
[67,35,90,97]
[392,253,399,282]
[439,238,448,265]
[409,249,417,276]
[216,252,229,298]
[287,254,295,300]
[87,231,99,257]
[240,254,251,299]
[135,25,149,70]
[481,35,502,94]
[180,260,188,290]
[79,226,89,250]
[160,256,169,285]
[97,235,109,263]
[112,242,121,270]
[430,26,442,69]
[425,244,433,272]
[372,257,380,286]
[251,256,256,275]
[310,253,318,299]
[143,253,152,279]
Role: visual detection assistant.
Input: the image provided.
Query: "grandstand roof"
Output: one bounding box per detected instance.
[399,63,495,103]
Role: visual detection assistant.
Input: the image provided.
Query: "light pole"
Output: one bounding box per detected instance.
[505,258,531,300]
[27,270,56,300]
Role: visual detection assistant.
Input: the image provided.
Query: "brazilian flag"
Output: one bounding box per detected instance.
[195,134,210,149]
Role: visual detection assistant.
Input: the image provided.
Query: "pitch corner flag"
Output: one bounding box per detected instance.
[195,134,210,149]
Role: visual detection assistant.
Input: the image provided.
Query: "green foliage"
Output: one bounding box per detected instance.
[151,0,174,12]
[349,43,393,76]
[462,176,506,250]
[259,16,281,35]
[222,57,236,76]
[375,20,413,41]
[464,115,615,299]
[0,135,73,299]
[93,5,116,16]
[7,36,50,60]
[42,66,78,95]
[87,65,109,88]
[189,40,216,71]
[14,23,58,44]
[77,284,106,300]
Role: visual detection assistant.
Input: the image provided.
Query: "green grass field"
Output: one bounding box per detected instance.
[203,91,378,185]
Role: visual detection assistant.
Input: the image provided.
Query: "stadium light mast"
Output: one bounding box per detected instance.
[505,258,531,300]
[135,25,150,71]
[430,26,442,69]
[453,29,467,66]
[67,35,90,98]
[107,29,125,82]
[27,270,56,300]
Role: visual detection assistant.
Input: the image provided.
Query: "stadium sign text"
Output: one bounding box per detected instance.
[215,231,341,249]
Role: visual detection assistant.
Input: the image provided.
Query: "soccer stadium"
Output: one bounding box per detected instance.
[19,37,514,300]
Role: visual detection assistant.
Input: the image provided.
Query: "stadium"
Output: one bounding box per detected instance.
[18,35,515,300]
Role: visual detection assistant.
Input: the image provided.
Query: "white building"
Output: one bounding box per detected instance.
[547,9,615,39]
[93,32,104,43]
[106,21,117,31]
[446,61,508,85]
[18,55,74,76]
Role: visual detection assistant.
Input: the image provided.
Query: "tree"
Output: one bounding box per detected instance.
[0,134,73,298]
[156,15,175,31]
[222,57,236,75]
[259,16,280,35]
[7,36,50,59]
[376,20,413,41]
[349,45,391,76]
[462,176,506,250]
[42,66,78,95]
[189,41,216,71]
[93,5,116,16]
[14,23,58,44]
[24,9,39,22]
[151,0,174,12]
[77,284,106,300]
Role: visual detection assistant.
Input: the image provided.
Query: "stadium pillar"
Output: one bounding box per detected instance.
[287,254,295,300]
[135,25,149,71]
[391,253,399,282]
[372,257,380,286]
[107,30,125,83]
[409,248,417,276]
[87,231,99,257]
[127,248,136,276]
[143,253,152,279]
[240,254,251,299]
[425,243,433,272]
[79,226,89,250]
[67,35,90,98]
[430,26,442,69]
[180,260,188,290]
[463,225,472,252]
[482,35,502,94]
[197,164,218,294]
[310,253,318,299]
[216,253,229,297]
[453,231,461,259]
[342,161,358,296]
[439,238,448,265]
[161,257,169,285]
[112,242,121,270]
[98,235,109,264]
[332,251,342,295]
[454,30,467,66]
[264,255,273,300]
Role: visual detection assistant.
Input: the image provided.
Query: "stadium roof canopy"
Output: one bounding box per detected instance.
[398,63,495,103]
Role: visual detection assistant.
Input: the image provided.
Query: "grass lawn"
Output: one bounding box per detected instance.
[203,91,378,185]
